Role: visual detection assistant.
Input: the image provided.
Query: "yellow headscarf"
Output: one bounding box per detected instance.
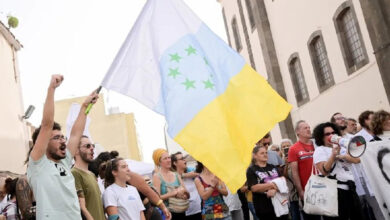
[152,148,167,166]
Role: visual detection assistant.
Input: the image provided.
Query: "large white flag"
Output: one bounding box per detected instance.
[361,139,390,220]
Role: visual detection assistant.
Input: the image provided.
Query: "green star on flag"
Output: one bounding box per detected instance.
[182,78,196,90]
[185,45,197,55]
[170,53,182,62]
[168,68,181,78]
[203,79,215,89]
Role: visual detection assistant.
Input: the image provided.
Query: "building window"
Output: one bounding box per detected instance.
[231,17,242,52]
[288,53,309,106]
[222,8,232,47]
[333,1,368,74]
[308,31,334,92]
[245,0,255,29]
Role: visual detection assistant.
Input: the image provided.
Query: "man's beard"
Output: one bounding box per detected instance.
[80,151,93,163]
[48,144,66,160]
[338,125,347,131]
[49,150,66,160]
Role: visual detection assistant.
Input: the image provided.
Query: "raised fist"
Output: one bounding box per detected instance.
[50,74,64,89]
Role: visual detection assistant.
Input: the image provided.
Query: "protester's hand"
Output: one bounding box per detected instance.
[82,90,99,108]
[49,74,63,89]
[210,176,219,187]
[267,182,277,190]
[298,189,304,200]
[240,186,248,193]
[161,206,171,220]
[332,145,341,157]
[266,189,277,198]
[176,187,186,199]
[170,189,178,198]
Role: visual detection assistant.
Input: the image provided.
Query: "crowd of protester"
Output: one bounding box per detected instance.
[1,75,389,220]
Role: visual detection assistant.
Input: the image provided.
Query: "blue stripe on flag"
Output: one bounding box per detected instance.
[155,23,245,137]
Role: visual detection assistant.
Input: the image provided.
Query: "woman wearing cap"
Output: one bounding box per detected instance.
[152,149,189,220]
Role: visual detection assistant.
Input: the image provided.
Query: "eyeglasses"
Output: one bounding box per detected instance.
[334,117,345,121]
[50,135,67,141]
[324,131,336,136]
[176,157,185,161]
[82,143,95,149]
[263,142,271,147]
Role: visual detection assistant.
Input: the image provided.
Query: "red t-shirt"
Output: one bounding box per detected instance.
[287,141,315,189]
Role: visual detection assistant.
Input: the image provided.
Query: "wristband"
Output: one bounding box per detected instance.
[156,199,163,207]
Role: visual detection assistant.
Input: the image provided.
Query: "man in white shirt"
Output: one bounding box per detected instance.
[353,110,385,220]
[355,110,374,142]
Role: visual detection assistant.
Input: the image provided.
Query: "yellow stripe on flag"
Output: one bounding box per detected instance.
[175,64,292,191]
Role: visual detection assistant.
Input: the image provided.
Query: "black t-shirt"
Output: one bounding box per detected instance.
[246,164,280,214]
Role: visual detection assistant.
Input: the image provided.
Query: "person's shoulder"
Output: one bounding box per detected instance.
[247,164,258,172]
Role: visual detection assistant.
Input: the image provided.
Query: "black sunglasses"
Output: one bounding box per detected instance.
[82,143,95,149]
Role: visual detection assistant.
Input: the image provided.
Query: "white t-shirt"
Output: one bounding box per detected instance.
[103,184,145,220]
[27,149,81,219]
[313,146,355,189]
[183,177,201,216]
[223,188,242,211]
[97,177,105,194]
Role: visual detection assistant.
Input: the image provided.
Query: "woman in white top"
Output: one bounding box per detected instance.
[171,152,202,220]
[312,122,363,220]
[103,157,146,220]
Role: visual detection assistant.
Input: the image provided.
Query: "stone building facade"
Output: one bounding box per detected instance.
[218,0,390,143]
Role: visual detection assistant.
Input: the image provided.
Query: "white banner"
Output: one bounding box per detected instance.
[361,140,390,220]
[65,103,92,142]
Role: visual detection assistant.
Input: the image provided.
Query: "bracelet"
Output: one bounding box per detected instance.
[156,199,163,206]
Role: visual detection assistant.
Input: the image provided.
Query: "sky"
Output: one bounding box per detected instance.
[1,0,227,163]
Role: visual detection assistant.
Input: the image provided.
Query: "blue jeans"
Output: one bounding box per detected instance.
[247,202,259,220]
[289,201,301,220]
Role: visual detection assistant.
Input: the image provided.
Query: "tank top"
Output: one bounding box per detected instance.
[197,176,230,220]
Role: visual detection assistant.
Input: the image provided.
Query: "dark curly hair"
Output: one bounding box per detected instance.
[88,151,119,177]
[171,152,183,171]
[25,122,62,164]
[372,110,390,136]
[313,122,341,146]
[5,177,18,198]
[358,110,374,130]
[32,122,62,145]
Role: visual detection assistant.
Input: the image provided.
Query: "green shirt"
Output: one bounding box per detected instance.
[71,167,106,220]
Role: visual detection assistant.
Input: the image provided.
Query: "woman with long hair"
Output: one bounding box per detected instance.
[152,149,189,220]
[194,162,231,220]
[171,152,201,220]
[312,122,363,220]
[103,158,146,220]
[0,178,20,220]
[246,146,288,220]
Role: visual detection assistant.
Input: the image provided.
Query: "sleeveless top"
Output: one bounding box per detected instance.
[197,176,230,220]
[158,172,181,206]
